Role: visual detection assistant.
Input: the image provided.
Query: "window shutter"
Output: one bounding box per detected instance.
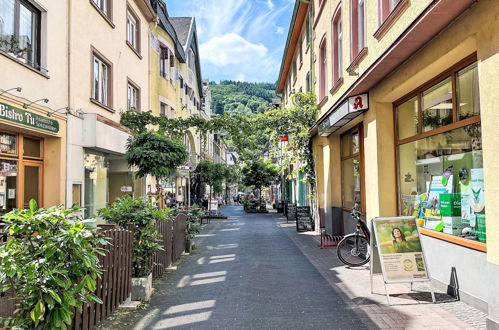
[170,49,175,67]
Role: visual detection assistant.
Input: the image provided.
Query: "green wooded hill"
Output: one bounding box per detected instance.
[210,81,278,116]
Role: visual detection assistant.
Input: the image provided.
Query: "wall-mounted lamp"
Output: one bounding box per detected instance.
[47,106,70,117]
[23,98,48,109]
[0,87,22,96]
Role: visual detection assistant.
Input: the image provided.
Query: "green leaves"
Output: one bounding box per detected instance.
[0,202,108,329]
[126,131,188,179]
[98,196,165,277]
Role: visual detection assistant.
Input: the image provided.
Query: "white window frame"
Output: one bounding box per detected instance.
[93,0,107,15]
[127,83,138,111]
[127,11,137,50]
[92,55,109,106]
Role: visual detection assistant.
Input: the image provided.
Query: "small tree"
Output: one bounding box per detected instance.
[242,160,279,209]
[195,161,228,214]
[125,131,187,179]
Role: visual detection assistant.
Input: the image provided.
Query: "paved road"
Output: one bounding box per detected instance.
[119,206,366,330]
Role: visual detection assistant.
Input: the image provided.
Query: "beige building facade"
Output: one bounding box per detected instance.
[278,0,499,325]
[66,0,155,217]
[0,0,68,212]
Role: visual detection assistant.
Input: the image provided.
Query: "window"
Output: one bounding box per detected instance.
[92,52,111,107]
[332,8,343,83]
[126,8,139,52]
[305,13,311,46]
[127,81,139,111]
[160,46,169,78]
[160,103,168,117]
[319,38,327,101]
[292,56,297,83]
[341,127,363,211]
[91,0,111,19]
[380,0,401,22]
[395,59,484,244]
[299,36,303,65]
[350,0,365,60]
[306,71,312,93]
[0,0,41,70]
[0,133,43,215]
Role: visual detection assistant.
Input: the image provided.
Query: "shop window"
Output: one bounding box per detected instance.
[84,152,109,219]
[0,0,41,70]
[126,7,140,53]
[23,136,41,158]
[396,97,418,140]
[422,78,452,132]
[0,159,18,215]
[395,58,485,245]
[457,62,480,120]
[341,128,363,211]
[0,133,17,154]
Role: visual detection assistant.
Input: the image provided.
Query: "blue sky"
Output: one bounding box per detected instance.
[165,0,295,83]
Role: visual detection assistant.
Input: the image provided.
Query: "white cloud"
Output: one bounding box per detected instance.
[266,0,275,11]
[276,26,285,35]
[200,33,268,67]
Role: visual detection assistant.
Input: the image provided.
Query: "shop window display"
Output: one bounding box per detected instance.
[342,128,362,211]
[396,59,484,243]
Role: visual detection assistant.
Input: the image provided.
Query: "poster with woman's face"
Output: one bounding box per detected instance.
[373,218,429,283]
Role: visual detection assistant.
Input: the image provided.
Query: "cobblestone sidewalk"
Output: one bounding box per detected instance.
[276,215,487,330]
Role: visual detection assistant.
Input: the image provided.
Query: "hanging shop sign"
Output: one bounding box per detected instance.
[318,93,369,136]
[0,102,59,133]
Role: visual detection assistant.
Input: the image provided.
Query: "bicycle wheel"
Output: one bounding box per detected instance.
[337,233,370,266]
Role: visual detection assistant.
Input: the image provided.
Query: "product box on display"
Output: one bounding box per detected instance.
[439,193,461,217]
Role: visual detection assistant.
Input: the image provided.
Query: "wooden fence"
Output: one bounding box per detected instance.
[172,214,187,263]
[0,226,133,330]
[153,220,173,279]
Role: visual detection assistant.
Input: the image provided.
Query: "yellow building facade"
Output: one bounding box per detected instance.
[278,0,499,324]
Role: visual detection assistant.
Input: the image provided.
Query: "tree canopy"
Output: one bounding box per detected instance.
[241,161,279,190]
[210,81,277,115]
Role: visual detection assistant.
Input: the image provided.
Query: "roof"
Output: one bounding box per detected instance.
[276,1,309,94]
[170,17,193,47]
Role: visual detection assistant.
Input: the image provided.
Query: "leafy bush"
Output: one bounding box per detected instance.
[98,196,165,278]
[0,201,107,329]
[170,205,204,241]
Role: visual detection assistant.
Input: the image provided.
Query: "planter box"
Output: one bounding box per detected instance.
[131,273,153,301]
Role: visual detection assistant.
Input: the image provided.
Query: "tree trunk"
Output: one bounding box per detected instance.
[209,185,212,215]
[259,185,263,210]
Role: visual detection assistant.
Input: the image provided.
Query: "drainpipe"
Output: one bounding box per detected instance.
[66,0,71,208]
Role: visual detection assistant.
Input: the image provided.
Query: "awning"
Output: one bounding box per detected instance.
[318,93,369,137]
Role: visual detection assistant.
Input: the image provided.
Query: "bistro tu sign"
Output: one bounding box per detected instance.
[0,102,59,133]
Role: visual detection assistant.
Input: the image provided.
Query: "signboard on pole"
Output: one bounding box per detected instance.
[372,217,429,283]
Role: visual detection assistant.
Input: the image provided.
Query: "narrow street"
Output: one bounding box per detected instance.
[99,206,486,329]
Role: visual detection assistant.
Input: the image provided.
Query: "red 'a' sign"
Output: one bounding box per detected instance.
[280,136,289,141]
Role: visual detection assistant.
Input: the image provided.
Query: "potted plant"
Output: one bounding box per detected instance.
[98,196,163,302]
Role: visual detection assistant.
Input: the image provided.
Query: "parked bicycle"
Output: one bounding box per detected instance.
[337,204,371,266]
